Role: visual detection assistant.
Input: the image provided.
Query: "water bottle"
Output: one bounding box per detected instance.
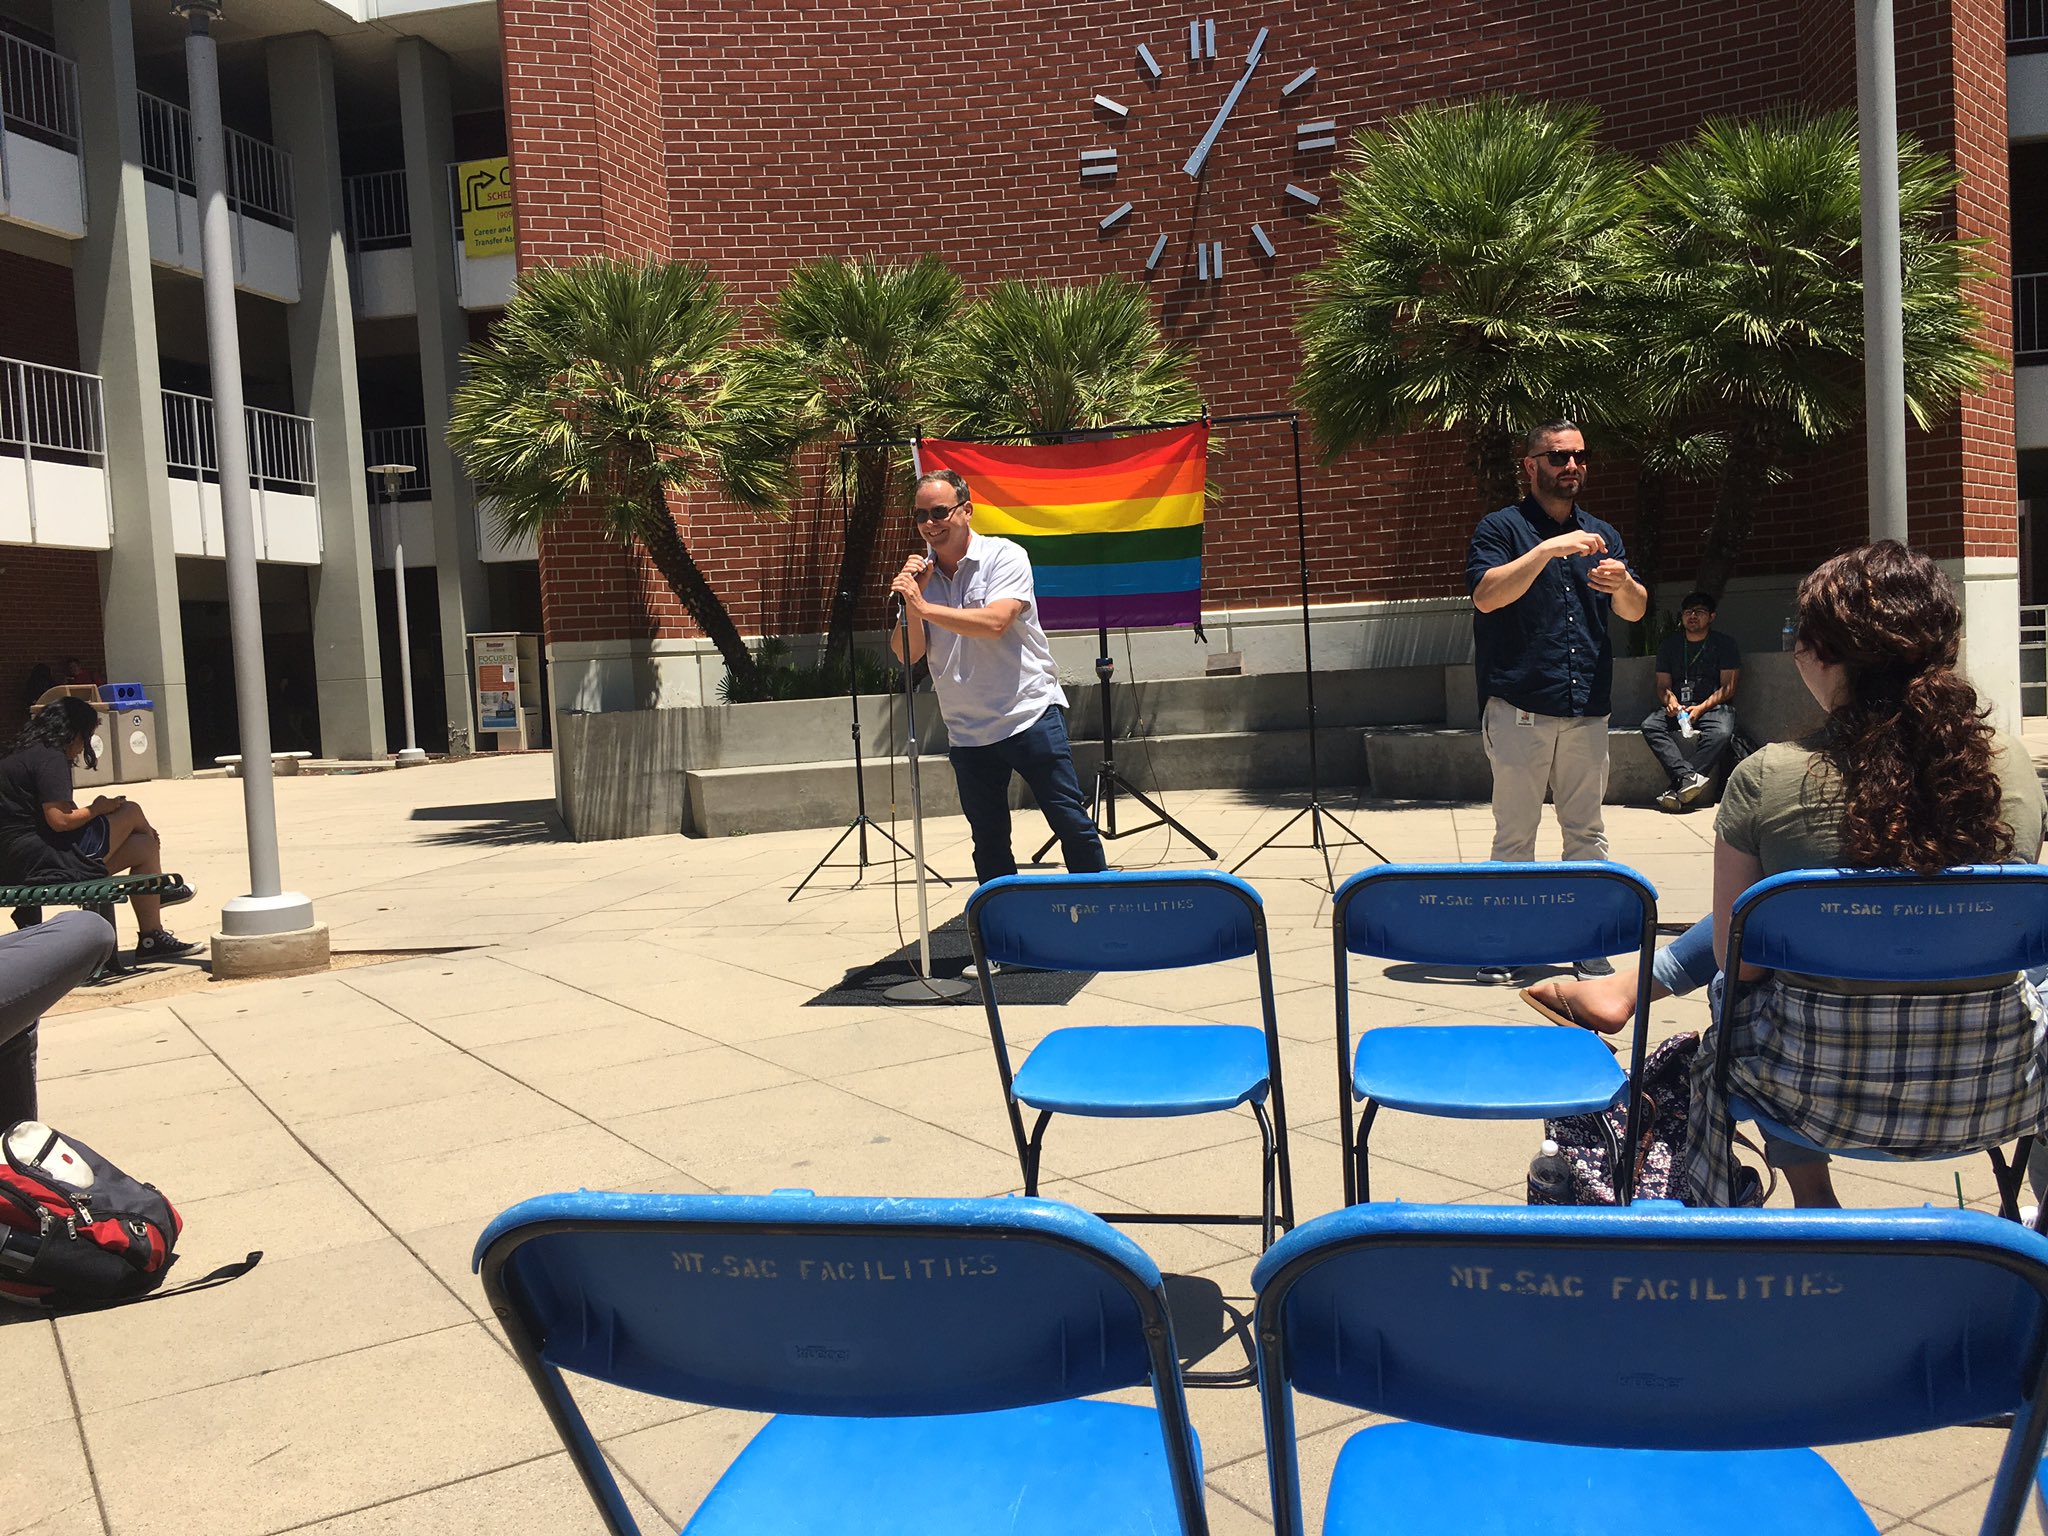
[1527,1138,1576,1205]
[1677,709,1694,739]
[1780,617,1797,651]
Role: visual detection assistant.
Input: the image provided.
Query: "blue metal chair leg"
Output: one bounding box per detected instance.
[1352,1100,1380,1205]
[1251,1099,1277,1250]
[1596,1112,1624,1204]
[1990,1135,2034,1222]
[1019,1109,1054,1197]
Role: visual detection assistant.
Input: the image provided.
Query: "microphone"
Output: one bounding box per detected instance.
[889,550,935,625]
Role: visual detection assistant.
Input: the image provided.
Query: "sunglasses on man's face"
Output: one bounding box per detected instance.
[912,501,967,524]
[1535,449,1590,468]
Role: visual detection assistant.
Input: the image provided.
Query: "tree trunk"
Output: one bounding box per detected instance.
[1630,458,1670,656]
[635,491,761,697]
[1691,413,1782,598]
[822,446,890,669]
[1468,420,1521,511]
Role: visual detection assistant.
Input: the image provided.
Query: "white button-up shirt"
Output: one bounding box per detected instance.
[920,532,1067,748]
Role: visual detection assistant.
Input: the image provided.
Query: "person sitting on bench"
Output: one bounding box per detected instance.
[0,699,197,960]
[1641,590,1741,812]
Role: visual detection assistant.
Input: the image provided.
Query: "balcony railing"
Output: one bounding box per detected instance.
[0,357,103,463]
[2019,273,2048,362]
[161,390,316,495]
[0,33,77,154]
[343,168,409,252]
[2023,603,2047,716]
[2016,0,2048,46]
[364,424,430,495]
[137,92,294,230]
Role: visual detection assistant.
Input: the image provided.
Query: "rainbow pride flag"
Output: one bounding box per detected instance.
[919,423,1207,633]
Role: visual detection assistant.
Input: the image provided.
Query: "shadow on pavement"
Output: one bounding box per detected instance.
[408,798,566,847]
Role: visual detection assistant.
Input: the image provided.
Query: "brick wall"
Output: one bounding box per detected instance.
[0,546,103,739]
[499,0,2014,649]
[0,252,80,370]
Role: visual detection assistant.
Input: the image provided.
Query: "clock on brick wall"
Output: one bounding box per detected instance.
[1079,17,1334,282]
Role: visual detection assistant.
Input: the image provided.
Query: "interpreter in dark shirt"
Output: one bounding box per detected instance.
[1467,420,1648,983]
[1641,590,1742,812]
[0,698,198,960]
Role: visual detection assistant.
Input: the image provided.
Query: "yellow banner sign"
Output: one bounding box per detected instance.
[455,156,514,258]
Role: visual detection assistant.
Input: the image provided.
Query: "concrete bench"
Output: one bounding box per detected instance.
[216,751,313,777]
[1361,726,1703,806]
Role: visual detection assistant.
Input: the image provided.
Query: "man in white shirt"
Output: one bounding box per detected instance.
[889,470,1106,884]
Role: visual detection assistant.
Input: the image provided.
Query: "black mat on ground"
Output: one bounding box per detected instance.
[807,914,1094,1007]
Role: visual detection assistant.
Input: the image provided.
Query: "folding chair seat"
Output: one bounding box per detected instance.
[967,872,1294,1248]
[1331,862,1658,1203]
[475,1190,1209,1536]
[1717,867,2048,1219]
[1253,1201,2048,1536]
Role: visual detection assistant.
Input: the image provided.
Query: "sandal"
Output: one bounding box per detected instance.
[1519,982,1627,1037]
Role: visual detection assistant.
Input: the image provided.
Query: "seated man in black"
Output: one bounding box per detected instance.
[1642,590,1741,812]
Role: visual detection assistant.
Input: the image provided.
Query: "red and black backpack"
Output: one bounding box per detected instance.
[0,1121,181,1306]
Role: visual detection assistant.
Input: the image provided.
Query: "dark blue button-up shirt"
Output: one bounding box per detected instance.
[1467,498,1632,718]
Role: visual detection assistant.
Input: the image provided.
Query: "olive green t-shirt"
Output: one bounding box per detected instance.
[1715,731,2047,989]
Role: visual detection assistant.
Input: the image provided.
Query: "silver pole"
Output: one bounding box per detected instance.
[370,465,426,765]
[183,3,314,938]
[1857,0,1909,544]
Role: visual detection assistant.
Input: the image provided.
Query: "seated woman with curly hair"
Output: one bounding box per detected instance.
[0,697,197,961]
[1522,541,2048,1206]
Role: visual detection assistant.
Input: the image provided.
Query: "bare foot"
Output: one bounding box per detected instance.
[1519,976,1634,1035]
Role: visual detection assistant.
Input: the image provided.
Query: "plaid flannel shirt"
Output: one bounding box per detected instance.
[1682,972,2048,1207]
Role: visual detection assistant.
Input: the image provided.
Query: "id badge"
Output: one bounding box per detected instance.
[1679,683,1695,706]
[1514,708,1535,727]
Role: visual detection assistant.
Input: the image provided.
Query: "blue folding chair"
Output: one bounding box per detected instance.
[1253,1201,2048,1536]
[475,1190,1209,1536]
[1331,861,1658,1204]
[967,871,1295,1249]
[1717,866,2048,1220]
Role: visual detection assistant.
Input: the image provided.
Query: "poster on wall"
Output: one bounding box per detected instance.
[478,689,518,732]
[456,157,515,257]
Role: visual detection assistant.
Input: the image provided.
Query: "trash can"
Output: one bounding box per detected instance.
[33,684,116,790]
[110,705,158,785]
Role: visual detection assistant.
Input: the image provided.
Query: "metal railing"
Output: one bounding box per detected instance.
[0,33,78,152]
[2014,0,2048,45]
[364,425,430,495]
[0,357,103,461]
[161,390,316,494]
[137,92,295,229]
[2024,603,2047,717]
[2019,273,2048,362]
[342,168,410,251]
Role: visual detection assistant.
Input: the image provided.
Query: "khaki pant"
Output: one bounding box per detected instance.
[1481,696,1610,863]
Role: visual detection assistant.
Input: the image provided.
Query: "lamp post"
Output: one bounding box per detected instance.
[178,0,324,973]
[367,463,426,766]
[1857,0,1908,544]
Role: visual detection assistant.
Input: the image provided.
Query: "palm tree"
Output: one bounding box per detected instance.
[729,256,962,666]
[448,257,793,698]
[1623,111,1997,594]
[1295,96,1641,509]
[922,275,1204,437]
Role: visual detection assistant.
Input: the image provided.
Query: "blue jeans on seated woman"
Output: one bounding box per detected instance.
[947,706,1107,886]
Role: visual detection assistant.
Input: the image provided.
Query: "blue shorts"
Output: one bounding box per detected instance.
[75,817,109,861]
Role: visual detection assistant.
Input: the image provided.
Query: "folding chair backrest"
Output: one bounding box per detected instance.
[1252,1203,2048,1454]
[1726,866,2048,982]
[969,871,1266,973]
[477,1192,1178,1417]
[1334,862,1657,968]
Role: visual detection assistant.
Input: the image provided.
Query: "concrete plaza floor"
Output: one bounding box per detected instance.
[1,751,2041,1535]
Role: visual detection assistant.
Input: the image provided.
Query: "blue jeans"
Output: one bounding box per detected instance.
[948,707,1106,885]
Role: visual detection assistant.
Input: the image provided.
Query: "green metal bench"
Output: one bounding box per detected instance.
[3,872,191,977]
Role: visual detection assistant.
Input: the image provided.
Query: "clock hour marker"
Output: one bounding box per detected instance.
[1285,183,1322,206]
[1296,121,1337,152]
[1246,28,1266,67]
[1080,148,1119,177]
[1282,66,1318,95]
[1205,19,1216,57]
[1251,223,1276,258]
[1197,243,1209,281]
[1093,94,1129,117]
[1137,43,1161,78]
[1211,240,1224,277]
[1189,20,1200,59]
[1099,202,1133,230]
[1146,234,1169,271]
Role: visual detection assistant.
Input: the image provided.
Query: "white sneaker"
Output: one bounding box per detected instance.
[1655,788,1683,813]
[1677,772,1712,806]
[1476,965,1520,985]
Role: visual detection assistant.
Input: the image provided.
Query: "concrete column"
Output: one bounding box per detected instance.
[397,37,487,753]
[57,0,190,775]
[267,33,386,762]
[1945,558,2024,734]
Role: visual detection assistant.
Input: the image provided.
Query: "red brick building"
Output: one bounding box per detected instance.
[497,0,2019,715]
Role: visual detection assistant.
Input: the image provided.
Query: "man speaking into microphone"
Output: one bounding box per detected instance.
[888,469,1106,885]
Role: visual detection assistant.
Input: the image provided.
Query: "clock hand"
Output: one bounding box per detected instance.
[1183,26,1267,179]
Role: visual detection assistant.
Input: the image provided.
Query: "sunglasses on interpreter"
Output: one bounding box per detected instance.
[912,501,968,523]
[1534,448,1591,467]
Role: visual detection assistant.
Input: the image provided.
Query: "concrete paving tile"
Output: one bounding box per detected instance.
[352,1123,678,1236]
[170,1170,387,1266]
[29,1049,238,1113]
[201,1020,463,1087]
[1820,1427,2011,1522]
[284,1448,669,1535]
[601,1408,773,1529]
[0,1413,103,1535]
[170,978,408,1037]
[597,979,841,1042]
[343,958,590,1021]
[1085,1135,1489,1228]
[413,994,672,1051]
[250,1048,510,1123]
[290,1081,586,1174]
[542,1045,801,1120]
[82,1323,557,1536]
[1207,1414,1374,1532]
[1912,1477,2048,1536]
[609,1080,1025,1198]
[0,1317,69,1431]
[34,1006,208,1079]
[746,1013,987,1079]
[77,1112,324,1204]
[58,1237,470,1413]
[1032,1179,1262,1270]
[475,1014,719,1079]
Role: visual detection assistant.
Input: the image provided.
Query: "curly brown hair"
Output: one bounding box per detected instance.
[1793,541,2012,873]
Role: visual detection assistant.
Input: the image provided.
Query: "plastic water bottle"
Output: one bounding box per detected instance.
[1677,709,1694,739]
[1527,1138,1575,1205]
[1780,617,1797,651]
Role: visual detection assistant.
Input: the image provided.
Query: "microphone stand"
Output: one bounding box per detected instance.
[882,583,972,1004]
